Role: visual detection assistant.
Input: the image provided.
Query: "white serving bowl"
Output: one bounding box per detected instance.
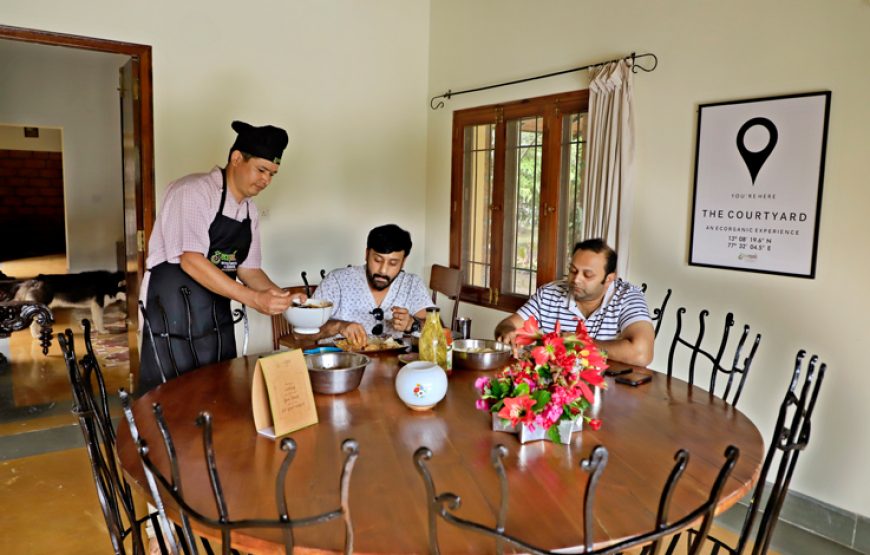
[395,360,448,411]
[283,300,333,334]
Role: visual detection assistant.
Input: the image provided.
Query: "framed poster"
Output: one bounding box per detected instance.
[689,91,831,278]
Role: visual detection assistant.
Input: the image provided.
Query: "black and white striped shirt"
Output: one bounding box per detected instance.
[516,278,651,340]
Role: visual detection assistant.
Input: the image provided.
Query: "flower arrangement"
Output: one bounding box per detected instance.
[474,317,608,442]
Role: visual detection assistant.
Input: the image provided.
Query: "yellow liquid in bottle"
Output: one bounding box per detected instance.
[419,309,447,369]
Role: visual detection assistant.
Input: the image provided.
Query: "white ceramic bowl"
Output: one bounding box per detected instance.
[283,300,334,334]
[395,360,448,411]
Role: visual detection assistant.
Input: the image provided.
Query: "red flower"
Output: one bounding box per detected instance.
[514,316,542,346]
[530,333,566,366]
[588,418,602,431]
[497,395,536,427]
[580,369,605,387]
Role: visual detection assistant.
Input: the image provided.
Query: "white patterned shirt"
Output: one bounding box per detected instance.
[517,278,651,339]
[313,265,433,335]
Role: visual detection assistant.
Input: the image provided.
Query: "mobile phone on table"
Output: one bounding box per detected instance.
[615,371,653,386]
[604,367,632,377]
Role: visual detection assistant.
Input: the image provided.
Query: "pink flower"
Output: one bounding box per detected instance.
[475,399,490,411]
[474,376,490,392]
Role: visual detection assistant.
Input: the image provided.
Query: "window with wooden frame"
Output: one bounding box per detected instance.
[449,90,589,312]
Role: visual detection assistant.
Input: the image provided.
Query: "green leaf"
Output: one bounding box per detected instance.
[514,382,530,397]
[546,425,562,443]
[531,390,551,412]
[491,380,507,398]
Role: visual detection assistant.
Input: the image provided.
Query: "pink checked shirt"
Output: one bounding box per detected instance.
[141,167,262,304]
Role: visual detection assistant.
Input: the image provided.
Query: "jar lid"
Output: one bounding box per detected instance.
[426,307,440,312]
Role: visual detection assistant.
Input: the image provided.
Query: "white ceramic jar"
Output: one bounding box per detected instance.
[395,360,448,411]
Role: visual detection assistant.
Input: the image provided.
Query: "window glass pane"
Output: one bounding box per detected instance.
[502,116,542,296]
[556,112,587,279]
[461,124,494,288]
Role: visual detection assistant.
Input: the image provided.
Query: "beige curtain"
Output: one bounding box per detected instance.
[582,59,635,276]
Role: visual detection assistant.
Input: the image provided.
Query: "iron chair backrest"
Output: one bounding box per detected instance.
[138,289,249,386]
[429,264,462,324]
[413,442,739,555]
[640,283,672,338]
[300,269,326,297]
[58,323,162,555]
[699,350,827,555]
[666,307,761,408]
[120,392,359,555]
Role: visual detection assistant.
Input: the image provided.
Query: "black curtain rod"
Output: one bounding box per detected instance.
[430,51,658,110]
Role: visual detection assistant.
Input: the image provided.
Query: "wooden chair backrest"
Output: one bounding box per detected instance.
[429,264,462,324]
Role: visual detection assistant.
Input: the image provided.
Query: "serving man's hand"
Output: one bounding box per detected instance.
[391,306,414,332]
[252,289,294,316]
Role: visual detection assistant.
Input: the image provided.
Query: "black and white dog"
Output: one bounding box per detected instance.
[14,270,127,334]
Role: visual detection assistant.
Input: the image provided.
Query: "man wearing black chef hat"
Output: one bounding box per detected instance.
[138,121,304,392]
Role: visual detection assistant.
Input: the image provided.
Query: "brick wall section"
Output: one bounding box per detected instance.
[0,149,66,260]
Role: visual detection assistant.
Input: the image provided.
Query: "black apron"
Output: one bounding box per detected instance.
[138,171,252,392]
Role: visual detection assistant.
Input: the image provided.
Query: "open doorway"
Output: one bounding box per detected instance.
[0,125,66,262]
[0,25,154,435]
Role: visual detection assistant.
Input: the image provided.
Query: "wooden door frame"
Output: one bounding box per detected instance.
[0,25,155,388]
[0,24,156,256]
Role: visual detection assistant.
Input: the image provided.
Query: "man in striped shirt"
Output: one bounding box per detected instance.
[495,238,654,366]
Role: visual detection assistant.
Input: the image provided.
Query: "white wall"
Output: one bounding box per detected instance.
[1,0,431,353]
[0,40,126,272]
[426,0,870,517]
[0,125,61,151]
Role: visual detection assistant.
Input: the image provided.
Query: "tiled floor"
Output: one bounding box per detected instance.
[1,254,135,554]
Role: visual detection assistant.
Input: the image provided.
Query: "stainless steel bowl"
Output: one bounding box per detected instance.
[452,339,512,371]
[304,352,370,394]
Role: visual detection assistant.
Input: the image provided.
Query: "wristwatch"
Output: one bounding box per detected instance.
[409,318,421,333]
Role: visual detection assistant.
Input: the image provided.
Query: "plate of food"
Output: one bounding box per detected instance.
[334,336,410,354]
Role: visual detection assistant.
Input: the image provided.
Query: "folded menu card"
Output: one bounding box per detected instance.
[251,349,318,438]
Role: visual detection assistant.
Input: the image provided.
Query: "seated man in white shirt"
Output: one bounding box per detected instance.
[312,224,433,347]
[495,238,654,366]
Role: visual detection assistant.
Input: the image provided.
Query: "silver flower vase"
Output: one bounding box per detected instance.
[491,414,581,445]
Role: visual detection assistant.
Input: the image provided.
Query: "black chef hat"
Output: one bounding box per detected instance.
[229,121,289,164]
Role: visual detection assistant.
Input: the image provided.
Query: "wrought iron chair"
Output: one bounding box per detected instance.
[666,308,761,408]
[414,442,740,555]
[429,264,462,325]
[120,391,360,554]
[640,283,672,338]
[139,290,249,387]
[58,322,165,555]
[671,350,827,555]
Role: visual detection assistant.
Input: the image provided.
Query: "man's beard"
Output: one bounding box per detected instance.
[366,268,395,291]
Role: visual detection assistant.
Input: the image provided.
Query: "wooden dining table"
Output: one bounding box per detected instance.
[116,346,764,554]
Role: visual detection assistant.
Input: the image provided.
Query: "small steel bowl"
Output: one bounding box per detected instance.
[452,339,512,371]
[304,352,370,394]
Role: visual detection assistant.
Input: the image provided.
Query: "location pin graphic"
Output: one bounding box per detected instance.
[736,117,778,185]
